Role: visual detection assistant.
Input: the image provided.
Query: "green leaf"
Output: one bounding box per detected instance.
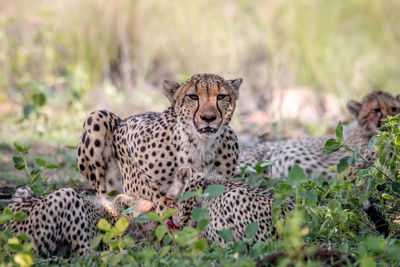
[155,224,168,242]
[14,253,33,267]
[203,184,225,199]
[245,222,259,239]
[335,121,344,139]
[14,143,29,153]
[287,164,307,186]
[232,241,247,253]
[12,156,25,170]
[337,156,351,173]
[91,234,103,249]
[46,163,60,169]
[103,228,119,243]
[32,92,46,107]
[146,212,162,222]
[23,104,34,117]
[323,138,342,155]
[303,189,318,202]
[160,245,171,256]
[16,232,30,241]
[109,254,123,265]
[0,207,13,224]
[14,211,28,222]
[191,207,209,222]
[193,238,207,252]
[197,218,210,231]
[134,214,150,223]
[382,193,395,202]
[115,217,129,234]
[162,234,172,246]
[122,206,136,215]
[178,191,197,202]
[35,158,47,167]
[217,228,234,242]
[161,208,178,221]
[107,190,119,197]
[123,236,136,248]
[97,219,111,231]
[392,181,400,194]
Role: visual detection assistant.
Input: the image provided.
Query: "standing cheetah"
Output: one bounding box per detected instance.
[238,91,400,178]
[77,74,242,215]
[169,167,294,246]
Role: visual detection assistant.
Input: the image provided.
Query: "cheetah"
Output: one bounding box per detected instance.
[238,91,400,179]
[5,187,92,257]
[169,167,294,246]
[4,187,152,257]
[77,73,242,215]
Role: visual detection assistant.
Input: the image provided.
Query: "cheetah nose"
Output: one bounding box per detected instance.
[200,115,217,123]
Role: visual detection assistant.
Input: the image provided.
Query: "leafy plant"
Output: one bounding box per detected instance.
[0,207,34,267]
[12,143,60,195]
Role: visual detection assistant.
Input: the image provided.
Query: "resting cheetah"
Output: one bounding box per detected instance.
[169,167,294,246]
[238,91,400,178]
[77,73,242,215]
[5,187,150,257]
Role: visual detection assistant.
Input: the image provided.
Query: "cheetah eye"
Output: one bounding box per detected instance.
[392,107,399,113]
[374,108,381,113]
[187,94,199,101]
[217,94,227,100]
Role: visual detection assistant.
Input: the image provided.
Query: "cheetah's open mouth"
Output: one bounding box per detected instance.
[196,126,218,140]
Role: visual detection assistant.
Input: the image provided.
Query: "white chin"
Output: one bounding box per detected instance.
[197,133,211,140]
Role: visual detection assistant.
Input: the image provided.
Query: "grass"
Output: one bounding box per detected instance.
[1,2,400,265]
[1,0,400,147]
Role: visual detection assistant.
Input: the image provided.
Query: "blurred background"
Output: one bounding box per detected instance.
[0,0,399,185]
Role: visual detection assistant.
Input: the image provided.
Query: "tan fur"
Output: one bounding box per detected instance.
[173,167,294,246]
[77,73,242,215]
[238,91,400,178]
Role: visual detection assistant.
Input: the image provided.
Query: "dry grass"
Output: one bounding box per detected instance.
[0,0,399,144]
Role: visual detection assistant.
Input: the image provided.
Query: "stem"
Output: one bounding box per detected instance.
[22,153,34,181]
[343,145,392,182]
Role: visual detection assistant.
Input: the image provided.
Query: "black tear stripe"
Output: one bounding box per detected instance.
[193,99,200,130]
[216,97,223,123]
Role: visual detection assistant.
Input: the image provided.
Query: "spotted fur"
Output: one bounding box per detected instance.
[171,167,294,246]
[238,91,400,178]
[4,187,136,257]
[77,73,242,215]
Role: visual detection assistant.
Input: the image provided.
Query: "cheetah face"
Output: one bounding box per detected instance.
[347,91,400,137]
[163,73,242,141]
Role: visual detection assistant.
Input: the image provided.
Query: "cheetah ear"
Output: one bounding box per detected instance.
[347,100,362,118]
[176,167,192,182]
[227,78,243,95]
[163,80,181,105]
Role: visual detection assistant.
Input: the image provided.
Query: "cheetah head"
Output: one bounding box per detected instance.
[163,73,242,141]
[347,91,400,137]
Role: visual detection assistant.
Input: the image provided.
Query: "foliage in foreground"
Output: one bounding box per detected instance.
[1,115,400,266]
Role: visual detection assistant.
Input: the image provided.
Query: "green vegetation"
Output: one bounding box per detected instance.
[0,116,399,266]
[1,1,400,266]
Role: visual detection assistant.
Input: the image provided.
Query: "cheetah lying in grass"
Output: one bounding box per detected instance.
[5,186,153,257]
[168,167,294,246]
[238,91,400,179]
